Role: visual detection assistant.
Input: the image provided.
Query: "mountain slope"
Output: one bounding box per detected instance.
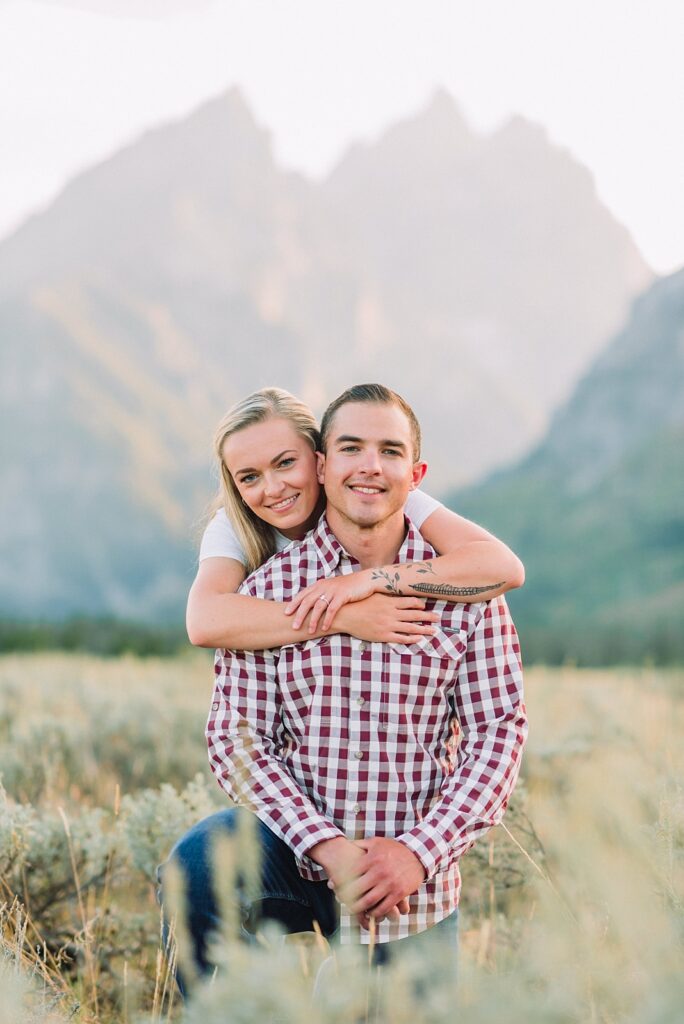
[0,87,652,621]
[451,269,684,663]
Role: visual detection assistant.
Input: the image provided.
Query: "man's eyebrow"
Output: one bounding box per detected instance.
[236,449,297,475]
[334,434,407,449]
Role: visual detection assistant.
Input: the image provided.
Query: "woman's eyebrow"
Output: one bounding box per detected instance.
[236,449,297,476]
[270,448,297,464]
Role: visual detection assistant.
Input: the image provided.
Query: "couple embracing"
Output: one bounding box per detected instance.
[165,382,527,986]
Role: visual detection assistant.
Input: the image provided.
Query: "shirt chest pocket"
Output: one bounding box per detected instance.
[381,628,468,727]
[388,625,467,662]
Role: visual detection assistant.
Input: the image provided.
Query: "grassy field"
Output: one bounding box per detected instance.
[1,653,682,1023]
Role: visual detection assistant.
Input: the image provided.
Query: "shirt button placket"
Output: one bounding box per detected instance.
[348,638,370,828]
[347,747,365,829]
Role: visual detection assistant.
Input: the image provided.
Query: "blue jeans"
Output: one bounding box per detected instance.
[159,808,458,993]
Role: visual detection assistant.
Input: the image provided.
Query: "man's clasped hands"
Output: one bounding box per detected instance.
[311,835,426,928]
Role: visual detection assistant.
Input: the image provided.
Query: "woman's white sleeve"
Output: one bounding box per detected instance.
[199,509,248,564]
[405,489,443,528]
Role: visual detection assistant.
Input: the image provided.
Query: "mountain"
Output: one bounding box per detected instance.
[449,268,684,664]
[0,87,651,621]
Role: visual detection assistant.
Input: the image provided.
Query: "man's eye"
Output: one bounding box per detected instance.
[383,449,402,456]
[340,445,359,453]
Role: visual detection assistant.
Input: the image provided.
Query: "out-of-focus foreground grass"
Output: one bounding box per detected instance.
[0,654,682,1023]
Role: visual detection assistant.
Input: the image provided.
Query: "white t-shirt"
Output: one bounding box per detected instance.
[199,490,442,565]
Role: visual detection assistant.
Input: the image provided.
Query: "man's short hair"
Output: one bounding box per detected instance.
[320,383,422,462]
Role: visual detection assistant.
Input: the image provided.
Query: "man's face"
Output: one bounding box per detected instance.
[317,401,427,529]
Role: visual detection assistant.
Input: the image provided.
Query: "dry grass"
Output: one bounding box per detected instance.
[1,654,682,1022]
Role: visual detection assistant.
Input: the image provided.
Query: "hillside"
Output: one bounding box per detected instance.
[451,269,684,663]
[0,88,650,620]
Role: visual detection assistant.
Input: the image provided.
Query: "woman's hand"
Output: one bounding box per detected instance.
[286,570,379,632]
[333,594,439,645]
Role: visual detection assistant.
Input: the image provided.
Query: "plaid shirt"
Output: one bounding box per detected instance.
[207,514,527,944]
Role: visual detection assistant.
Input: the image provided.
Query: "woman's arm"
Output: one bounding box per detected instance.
[187,557,272,648]
[288,504,525,632]
[412,504,525,595]
[186,558,438,650]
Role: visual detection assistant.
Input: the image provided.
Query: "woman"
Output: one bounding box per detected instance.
[186,387,524,649]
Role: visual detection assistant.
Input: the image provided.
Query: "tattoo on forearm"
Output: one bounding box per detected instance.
[415,561,437,577]
[373,557,505,598]
[410,581,506,597]
[371,568,401,595]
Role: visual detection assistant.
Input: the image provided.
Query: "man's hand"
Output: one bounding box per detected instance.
[309,835,365,886]
[335,838,426,924]
[286,570,378,632]
[309,836,415,926]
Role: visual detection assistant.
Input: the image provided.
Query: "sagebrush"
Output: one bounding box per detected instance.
[0,654,681,1023]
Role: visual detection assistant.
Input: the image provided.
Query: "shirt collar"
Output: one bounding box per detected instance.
[309,511,435,571]
[396,516,435,564]
[309,513,351,571]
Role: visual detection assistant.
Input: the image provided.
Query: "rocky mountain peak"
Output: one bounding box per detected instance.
[0,87,655,621]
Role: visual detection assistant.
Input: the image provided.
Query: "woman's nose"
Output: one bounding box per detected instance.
[263,473,285,497]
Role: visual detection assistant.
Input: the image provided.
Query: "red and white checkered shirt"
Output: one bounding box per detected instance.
[207,514,527,944]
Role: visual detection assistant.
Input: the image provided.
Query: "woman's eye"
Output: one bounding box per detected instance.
[240,474,258,485]
[278,458,296,468]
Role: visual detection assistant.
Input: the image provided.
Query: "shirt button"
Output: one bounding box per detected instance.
[354,751,364,760]
[357,697,365,706]
[359,642,367,652]
[212,702,219,711]
[353,803,362,814]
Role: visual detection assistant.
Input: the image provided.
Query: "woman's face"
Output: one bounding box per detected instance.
[222,417,322,539]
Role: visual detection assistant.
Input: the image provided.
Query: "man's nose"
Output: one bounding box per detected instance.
[358,449,382,474]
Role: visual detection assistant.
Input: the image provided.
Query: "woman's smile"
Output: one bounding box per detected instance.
[267,493,300,512]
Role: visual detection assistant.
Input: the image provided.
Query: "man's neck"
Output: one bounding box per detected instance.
[325,507,406,569]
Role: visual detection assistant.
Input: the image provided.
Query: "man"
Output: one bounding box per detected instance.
[169,383,526,974]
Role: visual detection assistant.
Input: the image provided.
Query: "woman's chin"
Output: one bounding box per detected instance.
[277,511,320,540]
[278,523,308,540]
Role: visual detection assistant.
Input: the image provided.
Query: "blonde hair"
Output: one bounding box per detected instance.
[212,388,321,573]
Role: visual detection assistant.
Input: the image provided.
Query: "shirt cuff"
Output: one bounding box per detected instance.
[292,821,346,873]
[395,825,454,880]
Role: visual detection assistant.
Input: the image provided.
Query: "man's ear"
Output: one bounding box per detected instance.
[316,451,326,485]
[410,461,428,490]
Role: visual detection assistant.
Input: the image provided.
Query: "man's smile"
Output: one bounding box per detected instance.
[348,484,385,495]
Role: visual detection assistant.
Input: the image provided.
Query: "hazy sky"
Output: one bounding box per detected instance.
[2,0,683,273]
